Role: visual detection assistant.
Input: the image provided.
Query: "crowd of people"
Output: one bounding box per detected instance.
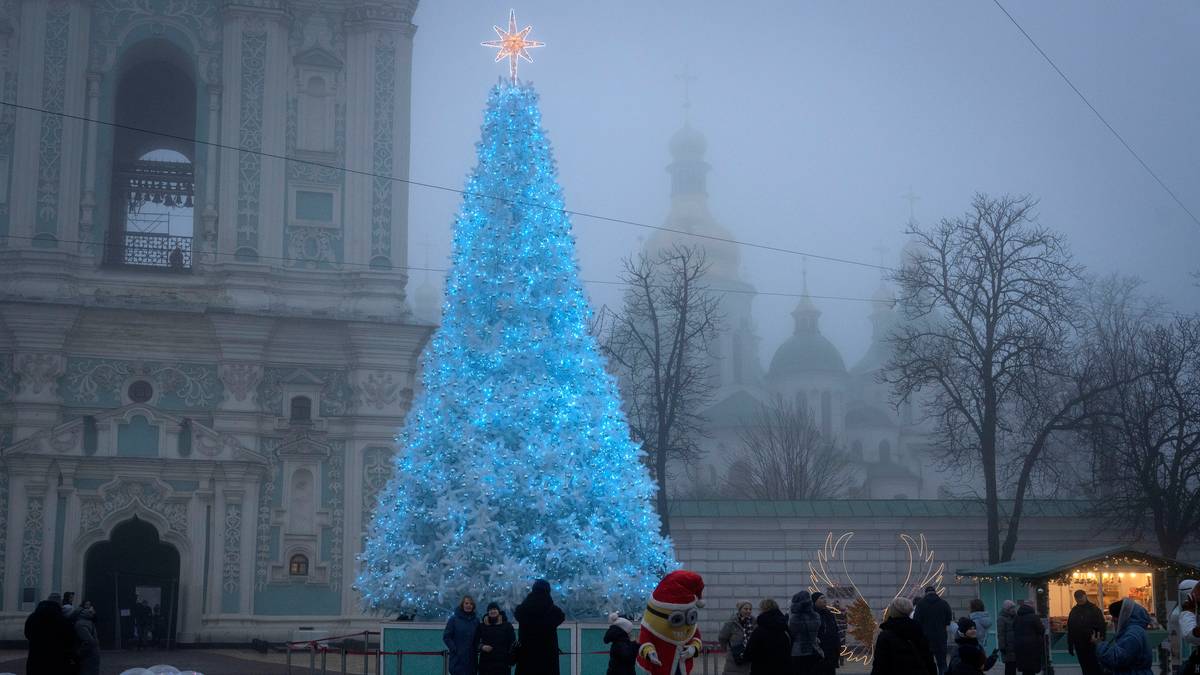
[707,583,1177,675]
[24,577,1193,675]
[23,591,101,675]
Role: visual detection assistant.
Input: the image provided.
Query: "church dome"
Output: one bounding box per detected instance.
[768,291,846,378]
[768,331,846,378]
[668,124,707,160]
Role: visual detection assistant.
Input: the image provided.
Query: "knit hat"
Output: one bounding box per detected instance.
[486,601,501,612]
[609,612,634,635]
[925,585,937,593]
[649,570,705,609]
[957,617,976,635]
[886,597,914,621]
[811,592,825,604]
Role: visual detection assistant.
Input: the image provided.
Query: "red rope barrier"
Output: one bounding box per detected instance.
[310,646,728,657]
[284,630,381,647]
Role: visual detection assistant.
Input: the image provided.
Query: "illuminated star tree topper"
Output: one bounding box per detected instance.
[482,8,545,82]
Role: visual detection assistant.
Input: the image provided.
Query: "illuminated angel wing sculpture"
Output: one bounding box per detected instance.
[808,531,946,665]
[898,533,946,601]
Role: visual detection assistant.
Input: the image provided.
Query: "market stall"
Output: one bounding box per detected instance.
[958,545,1200,667]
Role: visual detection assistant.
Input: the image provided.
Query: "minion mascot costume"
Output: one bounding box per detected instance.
[636,570,705,675]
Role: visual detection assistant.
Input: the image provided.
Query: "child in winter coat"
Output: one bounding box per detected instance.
[604,613,637,675]
[950,617,999,675]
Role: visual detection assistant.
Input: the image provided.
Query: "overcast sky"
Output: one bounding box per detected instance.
[406,0,1200,367]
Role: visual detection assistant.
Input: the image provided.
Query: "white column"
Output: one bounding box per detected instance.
[77,71,101,257]
[55,0,89,247]
[179,492,207,642]
[341,25,373,269]
[8,1,46,246]
[257,15,288,264]
[197,84,222,268]
[388,25,415,277]
[240,479,260,615]
[215,16,242,259]
[341,441,362,615]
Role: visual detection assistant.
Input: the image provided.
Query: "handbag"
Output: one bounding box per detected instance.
[509,639,521,666]
[730,642,746,665]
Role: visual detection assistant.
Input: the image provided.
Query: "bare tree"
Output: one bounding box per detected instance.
[592,245,722,534]
[728,394,853,500]
[1082,280,1200,558]
[887,193,1090,563]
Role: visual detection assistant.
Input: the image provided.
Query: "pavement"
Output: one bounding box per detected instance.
[0,648,371,675]
[0,650,1091,675]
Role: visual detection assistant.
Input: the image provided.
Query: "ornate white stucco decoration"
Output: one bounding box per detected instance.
[79,479,189,534]
[218,363,263,403]
[14,352,64,396]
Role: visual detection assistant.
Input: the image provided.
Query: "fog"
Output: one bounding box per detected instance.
[407,1,1200,364]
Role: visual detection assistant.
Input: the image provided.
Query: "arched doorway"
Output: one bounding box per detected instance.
[84,517,181,649]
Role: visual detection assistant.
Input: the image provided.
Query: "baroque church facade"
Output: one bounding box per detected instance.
[0,0,426,644]
[647,121,950,501]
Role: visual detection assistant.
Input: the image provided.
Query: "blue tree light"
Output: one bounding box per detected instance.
[357,82,677,619]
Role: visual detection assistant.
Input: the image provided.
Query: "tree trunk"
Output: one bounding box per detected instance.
[982,388,1001,563]
[657,429,670,536]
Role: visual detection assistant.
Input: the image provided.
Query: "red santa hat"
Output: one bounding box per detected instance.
[650,570,705,610]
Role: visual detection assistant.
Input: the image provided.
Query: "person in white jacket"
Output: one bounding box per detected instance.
[1170,580,1198,667]
[1179,581,1200,674]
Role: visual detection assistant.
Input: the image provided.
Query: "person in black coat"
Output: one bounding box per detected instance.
[513,579,565,675]
[476,602,516,675]
[742,598,792,675]
[1066,590,1106,675]
[1012,603,1045,675]
[873,597,938,675]
[914,586,954,675]
[814,592,843,675]
[604,613,637,675]
[25,595,76,675]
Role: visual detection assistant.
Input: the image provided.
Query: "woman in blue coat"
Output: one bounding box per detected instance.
[443,595,480,675]
[1094,599,1154,675]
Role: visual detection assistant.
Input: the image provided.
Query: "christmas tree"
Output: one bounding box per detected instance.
[357,80,677,618]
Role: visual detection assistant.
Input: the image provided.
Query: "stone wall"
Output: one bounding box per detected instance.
[667,500,1186,640]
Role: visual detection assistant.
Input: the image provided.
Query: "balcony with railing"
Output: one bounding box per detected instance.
[123,228,192,270]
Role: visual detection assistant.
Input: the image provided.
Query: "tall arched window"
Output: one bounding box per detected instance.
[108,41,196,270]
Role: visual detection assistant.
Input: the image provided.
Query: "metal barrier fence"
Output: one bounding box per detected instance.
[283,633,728,675]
